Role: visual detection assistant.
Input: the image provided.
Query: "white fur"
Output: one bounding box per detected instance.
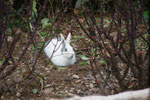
[65,88,150,100]
[44,33,76,66]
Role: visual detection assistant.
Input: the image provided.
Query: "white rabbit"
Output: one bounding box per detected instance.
[44,33,76,66]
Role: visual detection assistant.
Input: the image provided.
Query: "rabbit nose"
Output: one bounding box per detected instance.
[69,54,74,58]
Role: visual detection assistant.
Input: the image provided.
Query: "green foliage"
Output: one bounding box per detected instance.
[38,73,46,89]
[58,93,67,97]
[0,57,5,65]
[78,55,89,60]
[77,25,81,28]
[78,55,89,65]
[41,18,52,29]
[144,11,149,21]
[99,58,107,64]
[31,72,47,94]
[32,88,38,94]
[39,31,47,37]
[79,61,89,66]
[21,68,27,77]
[32,0,38,18]
[41,18,49,28]
[56,66,67,70]
[37,41,45,50]
[75,0,89,9]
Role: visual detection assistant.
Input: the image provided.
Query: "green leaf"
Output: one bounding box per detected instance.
[29,23,33,31]
[56,66,67,70]
[78,55,89,60]
[99,59,107,64]
[32,88,38,94]
[121,27,126,32]
[32,0,37,13]
[40,31,47,36]
[40,79,44,89]
[75,36,83,40]
[59,93,66,97]
[37,41,44,50]
[75,0,83,9]
[75,0,89,9]
[85,25,89,28]
[6,28,12,33]
[0,60,3,65]
[79,61,89,66]
[104,24,108,28]
[104,19,110,23]
[77,25,81,28]
[144,11,149,21]
[41,18,50,28]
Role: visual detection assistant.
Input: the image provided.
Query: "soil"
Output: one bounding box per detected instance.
[1,61,110,100]
[0,15,148,100]
[0,16,109,100]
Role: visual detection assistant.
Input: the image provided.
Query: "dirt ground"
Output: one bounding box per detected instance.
[1,40,116,100]
[1,59,113,100]
[0,17,107,100]
[1,16,147,100]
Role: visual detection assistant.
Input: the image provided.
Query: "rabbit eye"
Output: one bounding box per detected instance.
[64,48,67,51]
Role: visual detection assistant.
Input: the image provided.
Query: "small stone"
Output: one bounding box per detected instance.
[44,88,54,94]
[45,68,49,71]
[45,84,52,88]
[67,92,74,96]
[1,96,4,99]
[45,97,50,100]
[16,92,21,97]
[7,36,14,42]
[75,80,81,83]
[89,83,94,88]
[72,74,80,79]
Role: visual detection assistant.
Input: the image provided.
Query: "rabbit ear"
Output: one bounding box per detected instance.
[60,34,65,40]
[66,33,71,44]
